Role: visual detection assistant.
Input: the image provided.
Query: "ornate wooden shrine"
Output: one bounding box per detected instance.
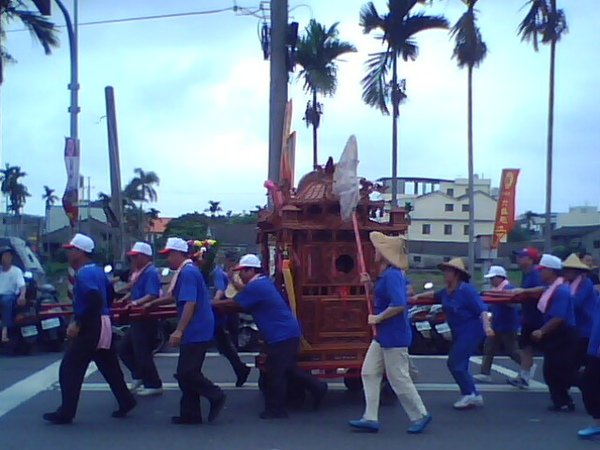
[258,159,409,374]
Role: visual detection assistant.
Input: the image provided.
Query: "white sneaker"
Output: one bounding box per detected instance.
[453,394,483,410]
[529,363,538,380]
[129,379,143,392]
[137,387,163,397]
[473,374,493,383]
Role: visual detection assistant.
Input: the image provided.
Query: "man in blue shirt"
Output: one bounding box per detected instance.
[530,254,578,412]
[44,234,135,425]
[579,293,600,438]
[118,242,163,396]
[230,254,327,419]
[508,247,544,389]
[158,237,226,425]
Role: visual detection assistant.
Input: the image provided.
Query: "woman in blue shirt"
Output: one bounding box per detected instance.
[434,258,492,410]
[349,232,431,434]
[579,294,600,438]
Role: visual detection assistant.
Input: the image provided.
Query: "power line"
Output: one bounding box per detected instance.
[7,5,263,32]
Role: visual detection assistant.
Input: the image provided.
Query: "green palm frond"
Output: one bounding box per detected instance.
[13,9,59,54]
[362,50,392,115]
[360,2,385,34]
[518,0,567,51]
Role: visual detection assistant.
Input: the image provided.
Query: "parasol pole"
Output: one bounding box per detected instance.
[352,212,376,336]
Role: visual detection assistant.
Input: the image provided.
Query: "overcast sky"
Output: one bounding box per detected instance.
[3,0,599,218]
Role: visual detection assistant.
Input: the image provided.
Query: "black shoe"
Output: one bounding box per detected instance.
[312,383,328,411]
[548,403,575,413]
[43,412,72,425]
[208,394,226,423]
[259,410,289,420]
[112,399,137,418]
[171,415,203,425]
[236,366,252,388]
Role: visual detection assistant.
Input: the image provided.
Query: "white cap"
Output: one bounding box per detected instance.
[64,233,95,253]
[127,242,153,257]
[538,254,562,271]
[234,254,262,270]
[159,237,189,254]
[484,265,508,279]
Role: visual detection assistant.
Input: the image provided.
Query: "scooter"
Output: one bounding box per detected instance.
[7,272,40,355]
[29,272,67,352]
[237,313,259,352]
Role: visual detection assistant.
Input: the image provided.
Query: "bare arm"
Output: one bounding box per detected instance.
[131,294,157,307]
[369,306,405,325]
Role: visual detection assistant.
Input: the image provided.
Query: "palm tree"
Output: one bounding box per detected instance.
[450,0,487,274]
[518,0,567,252]
[123,168,160,235]
[0,1,59,84]
[360,0,448,207]
[205,201,222,218]
[42,185,58,210]
[296,20,356,168]
[0,164,29,235]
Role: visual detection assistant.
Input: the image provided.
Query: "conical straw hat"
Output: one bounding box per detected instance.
[562,253,591,271]
[369,232,408,270]
[438,258,470,279]
[224,272,243,299]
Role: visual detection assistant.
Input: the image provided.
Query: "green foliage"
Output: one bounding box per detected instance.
[518,0,568,51]
[42,185,59,209]
[0,164,30,215]
[161,213,209,244]
[450,2,487,69]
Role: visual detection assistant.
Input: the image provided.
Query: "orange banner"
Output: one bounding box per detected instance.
[492,169,520,249]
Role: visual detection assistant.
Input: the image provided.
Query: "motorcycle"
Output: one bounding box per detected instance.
[237,312,259,352]
[7,272,40,355]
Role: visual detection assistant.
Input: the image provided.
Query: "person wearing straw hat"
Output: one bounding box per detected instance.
[433,258,493,410]
[562,253,598,377]
[580,253,600,292]
[228,254,327,419]
[349,232,431,434]
[118,242,163,396]
[526,254,577,412]
[44,234,136,424]
[473,266,521,383]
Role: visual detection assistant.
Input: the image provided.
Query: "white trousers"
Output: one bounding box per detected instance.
[361,341,427,422]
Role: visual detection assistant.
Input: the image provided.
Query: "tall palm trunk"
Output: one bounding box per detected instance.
[467,64,475,274]
[312,89,319,168]
[391,56,399,208]
[544,27,557,253]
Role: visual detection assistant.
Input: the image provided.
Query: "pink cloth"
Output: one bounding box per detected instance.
[97,315,112,350]
[493,279,510,291]
[167,259,193,295]
[569,275,583,296]
[537,277,564,314]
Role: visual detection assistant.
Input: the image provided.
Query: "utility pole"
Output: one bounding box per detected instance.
[268,0,288,185]
[105,87,125,260]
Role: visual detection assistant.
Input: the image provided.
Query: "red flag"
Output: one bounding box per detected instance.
[492,169,520,249]
[62,138,80,228]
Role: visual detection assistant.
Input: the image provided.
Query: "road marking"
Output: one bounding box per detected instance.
[155,352,259,358]
[75,381,548,393]
[470,356,546,389]
[0,361,97,419]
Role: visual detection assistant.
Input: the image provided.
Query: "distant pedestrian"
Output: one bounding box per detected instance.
[0,246,26,343]
[580,253,600,293]
[44,234,135,425]
[349,232,431,434]
[435,258,493,410]
[151,237,226,425]
[118,242,163,396]
[563,254,598,377]
[474,266,521,383]
[508,247,543,389]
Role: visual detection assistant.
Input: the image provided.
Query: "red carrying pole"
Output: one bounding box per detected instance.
[352,212,376,336]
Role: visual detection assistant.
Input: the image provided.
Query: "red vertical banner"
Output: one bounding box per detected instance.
[62,138,80,229]
[492,169,520,249]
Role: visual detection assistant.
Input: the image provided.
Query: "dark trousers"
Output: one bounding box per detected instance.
[214,326,246,377]
[481,331,521,375]
[542,327,578,408]
[57,319,134,420]
[225,314,239,348]
[264,337,324,415]
[175,342,224,420]
[119,320,162,388]
[582,356,600,419]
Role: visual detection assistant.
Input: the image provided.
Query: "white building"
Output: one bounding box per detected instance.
[376,175,501,243]
[556,206,600,229]
[45,204,107,234]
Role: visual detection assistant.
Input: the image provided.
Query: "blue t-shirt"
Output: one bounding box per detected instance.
[131,265,161,301]
[543,284,576,327]
[235,276,300,344]
[572,277,598,338]
[173,264,214,344]
[521,269,544,328]
[436,282,487,337]
[213,266,228,292]
[373,267,411,348]
[73,264,111,320]
[490,283,519,333]
[587,299,600,358]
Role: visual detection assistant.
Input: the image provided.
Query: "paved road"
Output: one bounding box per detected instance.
[0,349,596,450]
